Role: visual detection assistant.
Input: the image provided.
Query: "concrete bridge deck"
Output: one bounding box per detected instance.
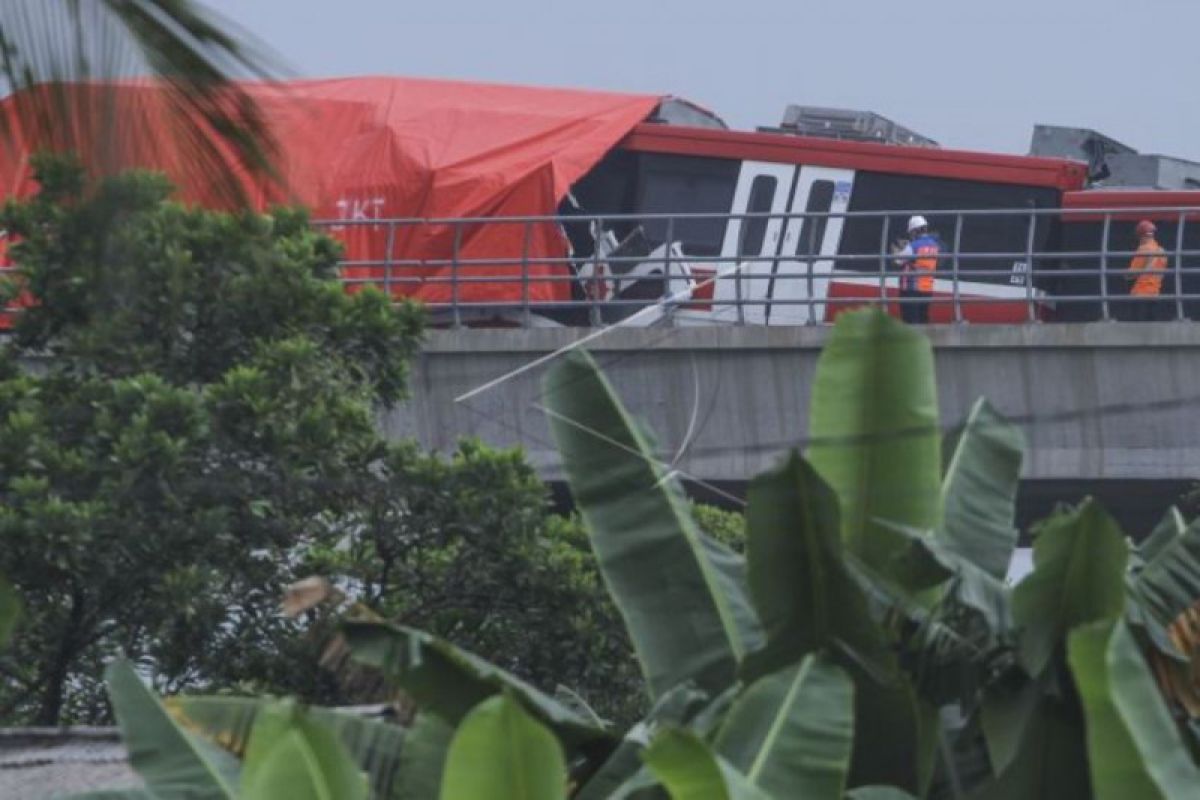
[383,323,1200,494]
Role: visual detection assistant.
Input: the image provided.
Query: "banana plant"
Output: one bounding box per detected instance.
[85,310,1200,798]
[1069,619,1200,799]
[712,654,855,797]
[532,309,1200,798]
[65,659,370,800]
[537,336,935,794]
[541,350,764,701]
[806,309,943,583]
[642,729,770,800]
[338,620,613,751]
[165,694,414,799]
[1127,508,1200,656]
[440,693,569,800]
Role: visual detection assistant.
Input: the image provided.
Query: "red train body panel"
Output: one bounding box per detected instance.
[5,76,1198,325]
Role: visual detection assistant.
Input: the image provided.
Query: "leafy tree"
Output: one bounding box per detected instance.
[310,441,744,727]
[689,501,745,552]
[0,155,731,726]
[0,156,423,724]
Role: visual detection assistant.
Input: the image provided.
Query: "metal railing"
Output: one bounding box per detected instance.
[314,205,1200,327]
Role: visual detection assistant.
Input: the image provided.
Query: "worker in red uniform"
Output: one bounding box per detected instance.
[1127,220,1169,321]
[894,215,940,324]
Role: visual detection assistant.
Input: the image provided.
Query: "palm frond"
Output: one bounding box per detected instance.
[0,0,283,206]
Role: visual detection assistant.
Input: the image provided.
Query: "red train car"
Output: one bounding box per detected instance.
[561,123,1088,326]
[0,77,1104,326]
[1054,190,1200,321]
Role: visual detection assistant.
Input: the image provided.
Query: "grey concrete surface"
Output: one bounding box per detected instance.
[381,322,1200,484]
[0,728,140,800]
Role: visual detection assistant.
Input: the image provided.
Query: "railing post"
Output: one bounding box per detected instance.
[1024,210,1037,323]
[805,209,817,326]
[1175,211,1186,322]
[1099,213,1112,322]
[451,221,463,329]
[735,214,745,326]
[663,215,676,326]
[878,215,890,310]
[520,220,532,328]
[589,217,603,327]
[952,213,963,324]
[383,220,396,299]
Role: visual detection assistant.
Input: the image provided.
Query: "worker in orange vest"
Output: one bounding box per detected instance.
[1127,220,1169,322]
[894,215,940,324]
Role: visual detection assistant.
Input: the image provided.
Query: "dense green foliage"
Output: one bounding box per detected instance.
[0,158,704,727]
[0,157,423,724]
[308,442,653,725]
[86,309,1200,799]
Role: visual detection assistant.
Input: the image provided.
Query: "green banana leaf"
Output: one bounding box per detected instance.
[576,682,711,800]
[714,655,854,799]
[939,398,1023,580]
[1138,506,1188,564]
[738,451,927,791]
[103,658,241,799]
[169,695,405,799]
[846,789,920,799]
[392,713,454,800]
[542,349,763,699]
[1103,621,1200,794]
[1011,499,1128,675]
[979,676,1043,778]
[871,518,1012,638]
[439,693,568,800]
[1068,621,1164,800]
[806,309,942,578]
[851,675,930,794]
[1126,513,1200,652]
[341,620,610,749]
[966,699,1091,800]
[642,729,771,800]
[0,574,18,648]
[553,684,608,728]
[812,549,942,793]
[742,452,892,679]
[240,700,368,800]
[56,793,155,799]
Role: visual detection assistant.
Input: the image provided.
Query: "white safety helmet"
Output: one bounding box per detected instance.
[907,215,929,233]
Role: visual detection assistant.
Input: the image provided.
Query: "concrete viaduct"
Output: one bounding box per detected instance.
[381,323,1200,535]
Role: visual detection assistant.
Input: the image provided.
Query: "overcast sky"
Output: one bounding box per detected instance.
[203,0,1200,161]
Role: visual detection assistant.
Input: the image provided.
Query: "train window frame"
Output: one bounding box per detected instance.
[795,180,836,258]
[840,172,1061,281]
[739,175,778,258]
[633,153,739,257]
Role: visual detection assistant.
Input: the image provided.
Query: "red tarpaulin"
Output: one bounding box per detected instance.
[0,77,662,305]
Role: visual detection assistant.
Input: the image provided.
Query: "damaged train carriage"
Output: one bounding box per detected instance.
[561,123,1088,326]
[0,76,1106,326]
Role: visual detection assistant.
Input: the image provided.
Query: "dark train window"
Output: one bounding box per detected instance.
[796,180,835,257]
[1057,217,1200,322]
[635,154,739,256]
[562,149,641,258]
[739,175,778,257]
[571,149,639,215]
[839,172,1061,283]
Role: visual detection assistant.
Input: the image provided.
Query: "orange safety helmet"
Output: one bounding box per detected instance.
[1136,220,1157,238]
